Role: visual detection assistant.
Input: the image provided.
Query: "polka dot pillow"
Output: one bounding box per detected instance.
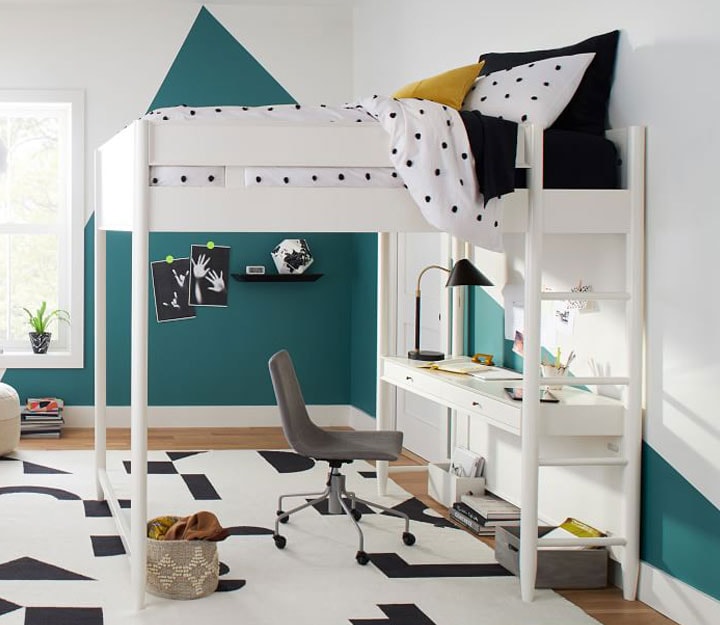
[462,52,595,128]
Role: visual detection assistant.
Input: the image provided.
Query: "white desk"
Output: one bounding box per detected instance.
[376,356,625,493]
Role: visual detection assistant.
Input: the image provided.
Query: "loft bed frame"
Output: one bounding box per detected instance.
[94,117,645,609]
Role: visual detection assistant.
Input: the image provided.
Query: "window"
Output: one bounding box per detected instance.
[0,90,84,368]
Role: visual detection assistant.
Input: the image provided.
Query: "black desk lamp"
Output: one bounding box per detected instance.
[408,258,493,362]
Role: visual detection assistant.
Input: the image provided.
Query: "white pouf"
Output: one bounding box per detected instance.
[0,383,20,456]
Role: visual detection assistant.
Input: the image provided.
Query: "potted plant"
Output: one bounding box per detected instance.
[22,301,70,354]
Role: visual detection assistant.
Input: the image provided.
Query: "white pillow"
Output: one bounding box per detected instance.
[462,52,595,128]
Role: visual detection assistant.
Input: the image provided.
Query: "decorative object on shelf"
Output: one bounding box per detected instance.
[245,265,266,275]
[408,259,493,361]
[270,238,314,275]
[22,301,70,354]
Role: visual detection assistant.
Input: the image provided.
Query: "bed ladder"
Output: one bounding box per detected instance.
[518,125,646,603]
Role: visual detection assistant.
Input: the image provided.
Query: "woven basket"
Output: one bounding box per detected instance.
[146,537,219,600]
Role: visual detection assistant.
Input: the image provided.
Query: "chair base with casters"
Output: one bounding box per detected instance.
[268,349,416,565]
[273,460,415,565]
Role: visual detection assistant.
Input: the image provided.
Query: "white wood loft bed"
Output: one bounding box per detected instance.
[93,116,645,609]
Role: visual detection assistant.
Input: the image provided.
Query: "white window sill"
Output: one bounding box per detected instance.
[0,351,83,369]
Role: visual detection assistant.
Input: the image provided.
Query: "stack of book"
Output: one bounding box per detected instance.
[449,493,521,536]
[21,397,64,438]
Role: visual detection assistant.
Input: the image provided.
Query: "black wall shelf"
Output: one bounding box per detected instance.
[232,273,323,283]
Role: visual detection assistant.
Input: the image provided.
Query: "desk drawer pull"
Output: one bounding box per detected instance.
[405,376,414,382]
[472,401,482,407]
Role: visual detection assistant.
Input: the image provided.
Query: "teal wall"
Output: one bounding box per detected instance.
[349,233,378,416]
[4,6,378,414]
[148,7,294,111]
[641,442,720,600]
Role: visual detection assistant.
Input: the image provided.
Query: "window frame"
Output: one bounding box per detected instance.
[0,89,84,369]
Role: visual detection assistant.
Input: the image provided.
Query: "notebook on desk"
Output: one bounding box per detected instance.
[469,367,523,380]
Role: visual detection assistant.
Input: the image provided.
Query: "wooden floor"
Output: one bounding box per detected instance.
[18,427,678,625]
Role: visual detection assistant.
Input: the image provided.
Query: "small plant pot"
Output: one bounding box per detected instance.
[29,332,51,354]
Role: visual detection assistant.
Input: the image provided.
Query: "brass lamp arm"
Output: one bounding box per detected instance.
[415,264,450,294]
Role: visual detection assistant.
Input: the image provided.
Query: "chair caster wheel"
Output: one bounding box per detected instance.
[273,534,287,549]
[402,532,416,546]
[276,510,289,524]
[356,550,369,565]
[350,508,362,522]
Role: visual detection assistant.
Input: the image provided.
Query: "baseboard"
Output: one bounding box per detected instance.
[347,405,376,431]
[638,562,720,625]
[63,405,352,428]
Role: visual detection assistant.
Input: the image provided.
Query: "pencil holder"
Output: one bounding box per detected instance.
[540,364,567,389]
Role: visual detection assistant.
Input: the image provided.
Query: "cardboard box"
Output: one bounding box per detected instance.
[494,525,608,589]
[427,462,485,508]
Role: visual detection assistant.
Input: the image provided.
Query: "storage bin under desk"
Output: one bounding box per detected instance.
[427,462,485,508]
[494,525,608,589]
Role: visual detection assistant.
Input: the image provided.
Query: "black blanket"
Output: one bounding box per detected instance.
[459,111,518,205]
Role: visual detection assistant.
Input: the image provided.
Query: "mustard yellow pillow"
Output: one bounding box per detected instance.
[392,62,485,110]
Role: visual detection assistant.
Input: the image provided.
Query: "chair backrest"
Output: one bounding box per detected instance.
[268,350,324,457]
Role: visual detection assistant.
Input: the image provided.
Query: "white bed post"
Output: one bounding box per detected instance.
[130,120,150,610]
[519,124,544,602]
[94,149,107,499]
[621,126,646,600]
[376,231,396,496]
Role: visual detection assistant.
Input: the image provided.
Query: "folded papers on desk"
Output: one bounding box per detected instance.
[421,358,522,380]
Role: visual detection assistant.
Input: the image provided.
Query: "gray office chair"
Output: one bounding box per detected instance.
[268,349,415,564]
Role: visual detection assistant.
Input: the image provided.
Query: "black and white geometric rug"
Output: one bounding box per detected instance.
[0,450,601,624]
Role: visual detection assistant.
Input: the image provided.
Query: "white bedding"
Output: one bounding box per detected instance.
[149,165,401,188]
[144,98,503,251]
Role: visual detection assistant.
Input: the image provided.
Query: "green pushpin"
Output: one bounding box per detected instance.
[206,241,215,250]
[165,255,174,264]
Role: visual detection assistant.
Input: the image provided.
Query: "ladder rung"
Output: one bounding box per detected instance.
[539,376,630,386]
[537,536,627,548]
[540,291,630,301]
[539,457,628,467]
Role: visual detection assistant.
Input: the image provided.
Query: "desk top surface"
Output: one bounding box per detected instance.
[381,356,624,410]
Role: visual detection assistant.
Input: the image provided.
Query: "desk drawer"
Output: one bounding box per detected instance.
[382,360,520,434]
[444,383,519,432]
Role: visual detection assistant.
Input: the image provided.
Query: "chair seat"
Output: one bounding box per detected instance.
[301,429,403,462]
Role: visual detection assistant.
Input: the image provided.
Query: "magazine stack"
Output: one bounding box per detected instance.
[449,492,521,536]
[21,397,64,438]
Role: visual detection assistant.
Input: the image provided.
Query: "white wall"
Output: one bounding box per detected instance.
[353,0,720,620]
[0,1,354,223]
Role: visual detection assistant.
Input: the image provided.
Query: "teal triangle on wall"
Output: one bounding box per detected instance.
[148,6,296,111]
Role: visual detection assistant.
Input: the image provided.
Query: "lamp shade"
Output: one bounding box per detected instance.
[445,258,493,287]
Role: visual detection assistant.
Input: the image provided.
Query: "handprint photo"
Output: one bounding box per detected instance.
[151,257,196,322]
[189,243,230,307]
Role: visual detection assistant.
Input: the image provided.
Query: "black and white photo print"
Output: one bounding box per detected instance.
[189,243,230,307]
[151,257,196,322]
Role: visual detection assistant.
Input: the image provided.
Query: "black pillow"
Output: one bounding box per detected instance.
[478,30,620,135]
